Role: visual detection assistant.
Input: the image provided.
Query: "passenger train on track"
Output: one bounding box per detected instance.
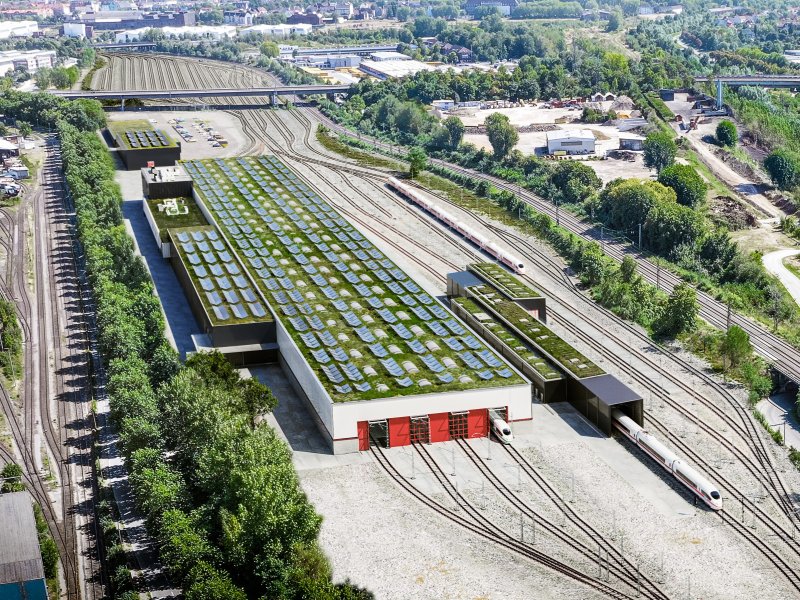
[612,409,723,510]
[387,177,527,275]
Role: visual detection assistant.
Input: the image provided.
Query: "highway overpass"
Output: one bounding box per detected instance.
[51,84,352,102]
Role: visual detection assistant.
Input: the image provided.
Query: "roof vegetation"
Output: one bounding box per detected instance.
[469,285,604,378]
[469,262,541,299]
[147,196,207,241]
[452,297,561,380]
[184,156,524,402]
[169,225,272,326]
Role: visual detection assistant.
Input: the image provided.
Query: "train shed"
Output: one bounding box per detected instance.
[448,266,643,435]
[173,156,532,453]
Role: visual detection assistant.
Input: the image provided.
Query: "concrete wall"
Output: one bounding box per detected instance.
[117,142,181,171]
[141,199,171,258]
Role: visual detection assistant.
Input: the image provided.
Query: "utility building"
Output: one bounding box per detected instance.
[0,492,48,600]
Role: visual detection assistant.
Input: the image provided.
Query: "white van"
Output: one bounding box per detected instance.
[491,418,514,444]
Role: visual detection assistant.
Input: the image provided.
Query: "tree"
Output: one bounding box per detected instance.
[485,112,518,160]
[606,9,623,32]
[765,149,800,190]
[620,255,637,283]
[643,132,677,173]
[18,121,32,138]
[655,282,698,337]
[766,284,795,330]
[716,120,737,147]
[34,68,50,90]
[720,325,751,370]
[1,462,24,493]
[260,41,279,58]
[657,164,707,208]
[551,161,601,204]
[442,115,464,149]
[407,147,427,178]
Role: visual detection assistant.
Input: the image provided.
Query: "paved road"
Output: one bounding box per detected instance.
[757,393,800,451]
[763,249,800,306]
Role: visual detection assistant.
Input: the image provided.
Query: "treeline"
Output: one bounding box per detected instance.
[52,102,370,598]
[510,1,583,19]
[0,91,106,131]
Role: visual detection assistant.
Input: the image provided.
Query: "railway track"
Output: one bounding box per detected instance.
[371,440,642,600]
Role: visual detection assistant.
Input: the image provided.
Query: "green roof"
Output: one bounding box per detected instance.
[182,156,525,403]
[147,196,208,242]
[452,297,562,380]
[468,263,541,299]
[469,285,604,378]
[169,225,273,326]
[110,120,178,150]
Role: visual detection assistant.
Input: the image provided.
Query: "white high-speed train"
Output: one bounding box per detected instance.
[387,177,527,275]
[612,409,723,510]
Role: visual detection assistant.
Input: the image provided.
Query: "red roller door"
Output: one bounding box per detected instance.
[429,413,450,443]
[358,421,369,451]
[468,409,489,438]
[388,416,410,447]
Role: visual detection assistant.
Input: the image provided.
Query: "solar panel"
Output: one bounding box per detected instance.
[398,294,417,307]
[387,282,404,295]
[199,278,214,291]
[391,324,413,339]
[249,303,267,318]
[213,306,230,321]
[477,370,494,380]
[197,241,210,252]
[233,275,249,288]
[272,291,289,304]
[192,231,205,241]
[182,242,195,253]
[193,266,209,279]
[427,322,449,337]
[342,311,362,327]
[330,347,349,362]
[354,327,376,343]
[437,373,455,383]
[300,332,320,349]
[307,315,325,330]
[186,253,201,265]
[444,319,467,335]
[319,331,338,346]
[221,290,238,304]
[354,382,372,392]
[478,349,503,367]
[342,362,364,382]
[368,343,388,357]
[496,368,513,378]
[331,299,348,311]
[210,264,224,276]
[322,364,344,383]
[288,290,304,303]
[421,354,445,373]
[354,283,373,297]
[377,309,397,324]
[216,277,231,290]
[289,316,308,331]
[241,289,258,303]
[206,291,223,305]
[410,306,433,321]
[312,349,331,363]
[429,304,449,319]
[395,377,414,388]
[381,358,404,377]
[406,340,426,354]
[202,252,217,264]
[402,280,421,293]
[231,304,248,319]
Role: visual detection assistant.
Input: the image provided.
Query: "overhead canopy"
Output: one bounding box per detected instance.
[579,373,641,406]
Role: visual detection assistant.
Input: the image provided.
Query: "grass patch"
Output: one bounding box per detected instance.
[317,129,405,171]
[106,119,153,136]
[146,196,207,241]
[682,149,733,199]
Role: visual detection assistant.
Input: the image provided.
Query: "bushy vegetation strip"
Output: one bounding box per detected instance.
[53,99,371,598]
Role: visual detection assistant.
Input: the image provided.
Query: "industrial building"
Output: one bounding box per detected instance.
[447,265,643,434]
[0,20,38,39]
[465,0,519,16]
[110,126,181,171]
[359,58,435,80]
[546,129,596,155]
[142,158,531,453]
[66,10,194,32]
[241,23,313,37]
[115,25,238,42]
[0,492,48,600]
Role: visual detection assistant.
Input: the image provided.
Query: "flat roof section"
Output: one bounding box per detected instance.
[468,262,541,300]
[183,156,525,403]
[146,196,207,242]
[469,284,604,378]
[579,373,641,405]
[452,297,561,380]
[169,225,273,326]
[0,492,44,585]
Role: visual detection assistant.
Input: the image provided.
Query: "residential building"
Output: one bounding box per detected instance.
[334,2,354,18]
[63,21,90,37]
[286,12,324,26]
[0,492,48,600]
[223,9,253,25]
[0,50,56,75]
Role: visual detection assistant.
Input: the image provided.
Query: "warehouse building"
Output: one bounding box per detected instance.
[546,129,596,155]
[0,492,48,600]
[0,50,56,76]
[0,20,38,40]
[154,157,533,453]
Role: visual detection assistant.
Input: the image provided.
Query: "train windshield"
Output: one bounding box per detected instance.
[502,428,511,435]
[517,263,524,268]
[710,491,721,500]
